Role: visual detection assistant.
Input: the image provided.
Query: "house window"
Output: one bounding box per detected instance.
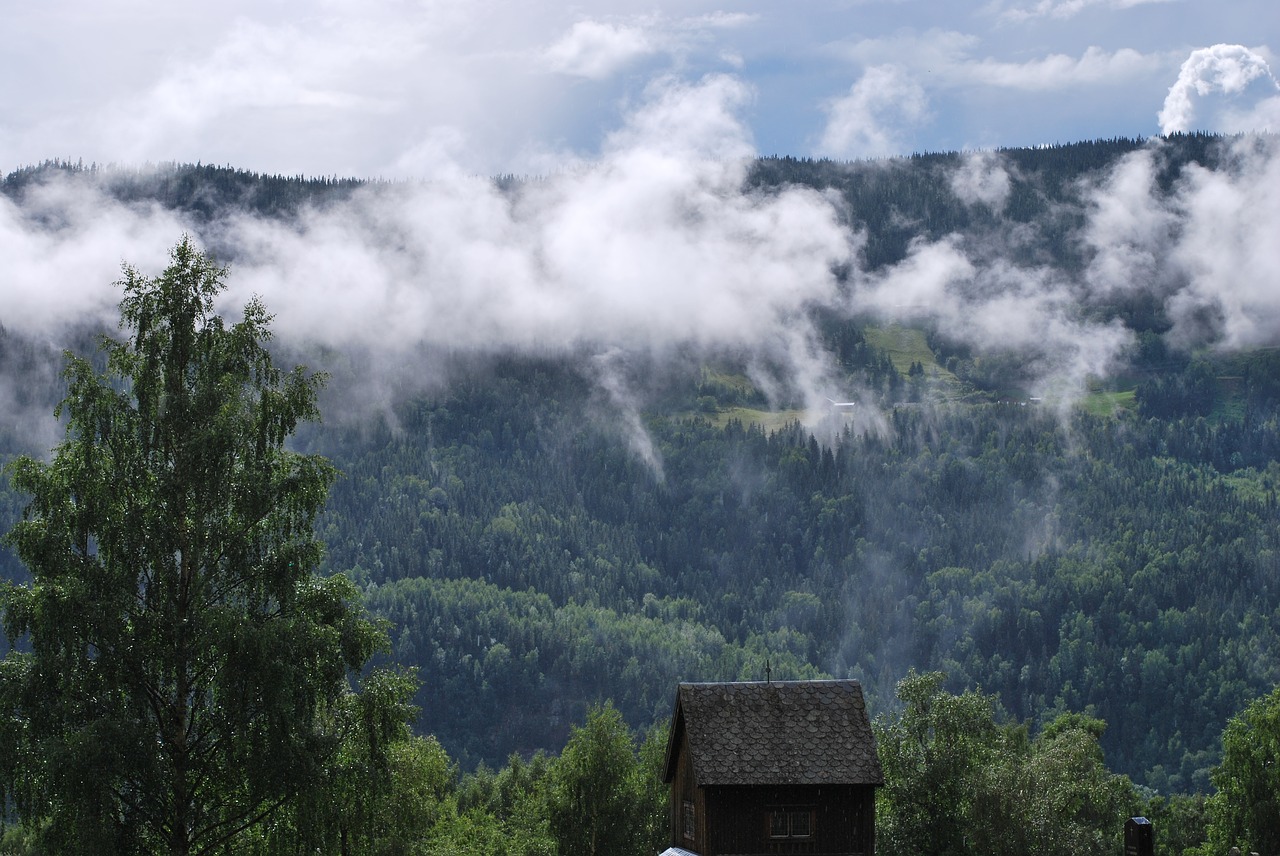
[683,800,696,841]
[768,808,814,839]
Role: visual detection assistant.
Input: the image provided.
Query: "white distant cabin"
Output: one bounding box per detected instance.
[826,397,857,413]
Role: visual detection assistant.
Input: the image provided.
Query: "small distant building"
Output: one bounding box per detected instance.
[661,680,883,856]
[825,398,858,414]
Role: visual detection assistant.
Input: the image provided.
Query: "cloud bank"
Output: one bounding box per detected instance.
[3,67,1279,443]
[0,75,857,447]
[220,75,849,357]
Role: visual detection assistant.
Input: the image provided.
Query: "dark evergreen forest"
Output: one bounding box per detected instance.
[2,134,1276,806]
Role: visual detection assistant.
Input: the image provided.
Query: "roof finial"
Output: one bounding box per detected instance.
[766,659,772,684]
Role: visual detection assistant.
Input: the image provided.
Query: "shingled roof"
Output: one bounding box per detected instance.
[664,680,883,787]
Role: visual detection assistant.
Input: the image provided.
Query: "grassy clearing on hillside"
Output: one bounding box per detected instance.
[863,324,973,402]
[1211,376,1247,422]
[711,407,807,431]
[664,408,807,432]
[699,367,756,394]
[863,324,937,375]
[1080,388,1137,416]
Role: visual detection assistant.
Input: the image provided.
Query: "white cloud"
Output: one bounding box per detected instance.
[0,176,186,333]
[128,19,391,134]
[834,29,978,72]
[837,30,1165,91]
[1080,147,1177,296]
[543,12,759,80]
[1166,137,1280,348]
[681,11,758,30]
[1158,44,1280,135]
[1074,135,1280,350]
[5,0,1275,176]
[963,46,1161,90]
[29,8,508,176]
[995,0,1174,23]
[949,150,1013,210]
[1,0,576,177]
[816,66,930,159]
[849,235,1134,404]
[603,73,757,163]
[201,74,853,361]
[1,71,866,427]
[854,237,974,318]
[544,20,658,79]
[1218,94,1280,135]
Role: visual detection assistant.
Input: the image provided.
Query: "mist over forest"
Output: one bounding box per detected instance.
[3,129,1280,801]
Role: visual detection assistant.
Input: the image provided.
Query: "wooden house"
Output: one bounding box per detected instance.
[661,680,882,856]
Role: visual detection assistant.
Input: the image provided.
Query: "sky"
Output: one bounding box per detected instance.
[2,0,1278,178]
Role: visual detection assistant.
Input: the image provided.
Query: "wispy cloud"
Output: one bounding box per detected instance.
[993,0,1175,23]
[839,133,1280,403]
[543,12,758,80]
[0,177,186,332]
[1,70,863,433]
[816,65,930,159]
[849,232,1134,406]
[544,20,659,79]
[33,6,534,177]
[4,0,1273,176]
[211,74,852,361]
[1075,134,1280,349]
[836,30,1166,91]
[949,150,1013,210]
[1165,137,1280,348]
[1079,146,1177,297]
[5,61,1280,432]
[961,46,1163,90]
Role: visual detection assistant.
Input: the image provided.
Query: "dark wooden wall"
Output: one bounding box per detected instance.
[666,726,708,853]
[703,784,875,856]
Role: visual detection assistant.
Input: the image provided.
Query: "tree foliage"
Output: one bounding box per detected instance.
[546,703,666,856]
[1202,686,1280,856]
[302,358,1280,788]
[874,671,1137,856]
[0,239,386,855]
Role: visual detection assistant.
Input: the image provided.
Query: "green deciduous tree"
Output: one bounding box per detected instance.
[1202,686,1280,856]
[0,238,387,855]
[547,703,666,856]
[875,670,1010,856]
[444,751,556,856]
[1021,714,1138,856]
[265,667,453,856]
[1143,793,1207,856]
[875,671,1136,856]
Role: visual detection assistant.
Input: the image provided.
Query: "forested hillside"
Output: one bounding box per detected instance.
[298,346,1280,790]
[2,133,1278,798]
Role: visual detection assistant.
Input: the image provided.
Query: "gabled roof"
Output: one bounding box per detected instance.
[663,680,883,787]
